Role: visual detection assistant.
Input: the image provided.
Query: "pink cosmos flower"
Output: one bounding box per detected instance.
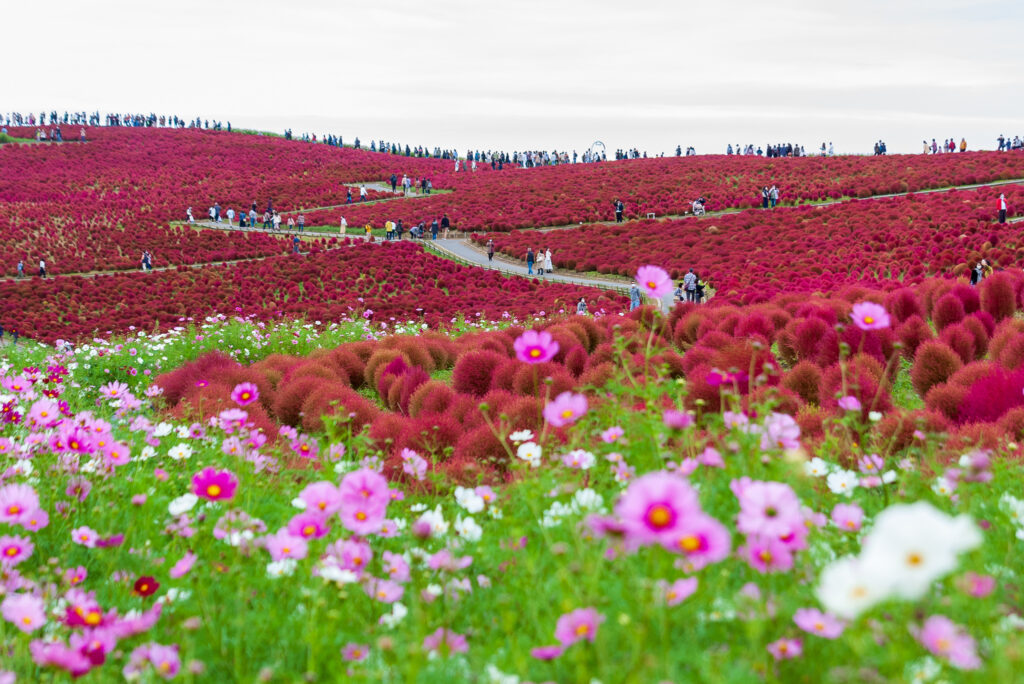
[831,503,864,532]
[615,471,700,545]
[71,526,99,548]
[513,329,560,364]
[960,572,996,598]
[735,481,803,539]
[341,643,369,662]
[291,435,319,459]
[30,640,92,677]
[66,477,92,502]
[837,395,862,412]
[169,552,197,579]
[663,577,699,606]
[663,409,694,429]
[427,549,473,572]
[287,511,330,539]
[263,529,308,561]
[299,481,342,515]
[793,608,845,639]
[382,551,411,582]
[64,566,88,585]
[554,607,605,646]
[635,265,673,298]
[422,627,468,655]
[144,643,182,679]
[401,448,428,481]
[475,486,497,505]
[365,578,404,603]
[850,301,891,330]
[767,638,802,660]
[858,454,884,474]
[0,483,40,525]
[740,536,794,574]
[661,513,732,569]
[543,391,588,427]
[326,538,373,577]
[530,645,564,660]
[759,413,801,450]
[912,615,981,670]
[2,593,46,633]
[698,447,725,468]
[191,468,238,502]
[21,509,49,532]
[230,382,259,407]
[0,535,34,566]
[600,426,624,443]
[99,381,129,399]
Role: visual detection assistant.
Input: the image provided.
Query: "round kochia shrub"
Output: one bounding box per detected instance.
[895,315,933,359]
[931,293,966,331]
[780,361,823,406]
[911,340,963,398]
[452,350,507,397]
[980,271,1018,321]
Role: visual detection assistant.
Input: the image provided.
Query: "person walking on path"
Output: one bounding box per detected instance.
[683,268,697,302]
[390,174,398,193]
[441,214,450,238]
[769,185,779,208]
[39,259,47,278]
[486,239,495,263]
[614,198,624,223]
[431,219,439,240]
[346,188,353,204]
[761,186,770,209]
[227,208,235,226]
[543,249,554,275]
[403,175,411,195]
[187,207,194,223]
[16,260,24,279]
[273,212,282,231]
[297,213,305,233]
[629,283,641,311]
[526,247,535,275]
[998,194,1008,224]
[292,235,301,254]
[340,216,347,235]
[359,185,368,202]
[287,216,296,232]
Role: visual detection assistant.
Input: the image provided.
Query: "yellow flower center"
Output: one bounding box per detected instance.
[85,612,101,625]
[356,511,367,521]
[282,546,291,554]
[906,552,923,567]
[317,502,327,510]
[207,484,221,497]
[6,505,20,515]
[575,624,591,637]
[863,316,874,324]
[529,348,541,358]
[646,504,672,529]
[4,546,18,556]
[678,535,701,552]
[647,280,656,288]
[758,550,773,563]
[814,622,824,631]
[302,525,315,536]
[22,616,32,625]
[560,409,574,419]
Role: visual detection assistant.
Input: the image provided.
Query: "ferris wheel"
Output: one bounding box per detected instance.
[588,140,606,158]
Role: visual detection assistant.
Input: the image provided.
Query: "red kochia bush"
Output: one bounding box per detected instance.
[781,361,823,405]
[931,293,966,331]
[996,334,1024,370]
[777,316,840,367]
[924,383,967,423]
[958,365,1024,425]
[911,340,963,397]
[980,271,1018,321]
[452,350,507,397]
[408,381,457,417]
[939,324,977,365]
[884,287,924,323]
[896,315,934,358]
[820,355,892,414]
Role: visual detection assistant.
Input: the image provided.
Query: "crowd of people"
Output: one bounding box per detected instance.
[727,143,808,157]
[923,138,968,154]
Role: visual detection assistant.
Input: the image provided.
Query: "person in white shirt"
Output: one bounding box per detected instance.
[359,185,368,201]
[340,216,347,235]
[39,259,47,278]
[227,208,235,226]
[273,212,282,231]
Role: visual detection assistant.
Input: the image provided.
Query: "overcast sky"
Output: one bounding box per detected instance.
[6,0,1022,155]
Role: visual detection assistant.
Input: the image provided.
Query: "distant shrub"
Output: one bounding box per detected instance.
[911,340,963,397]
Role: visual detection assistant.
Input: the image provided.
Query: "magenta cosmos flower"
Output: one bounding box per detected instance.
[793,607,845,639]
[660,513,731,569]
[513,329,560,364]
[767,637,802,661]
[422,627,468,655]
[735,480,803,539]
[0,535,34,567]
[635,265,673,298]
[264,528,309,561]
[543,391,588,427]
[341,643,369,662]
[615,471,700,545]
[913,615,981,670]
[230,382,260,407]
[338,468,390,535]
[191,468,238,502]
[0,483,40,525]
[850,301,891,330]
[663,577,698,606]
[299,481,342,515]
[554,607,605,646]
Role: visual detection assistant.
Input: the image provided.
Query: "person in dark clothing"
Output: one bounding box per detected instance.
[526,247,535,274]
[292,235,300,253]
[761,187,770,209]
[266,199,274,214]
[441,214,450,237]
[486,239,495,263]
[396,220,404,240]
[430,219,439,240]
[614,199,624,223]
[346,189,353,204]
[390,174,398,193]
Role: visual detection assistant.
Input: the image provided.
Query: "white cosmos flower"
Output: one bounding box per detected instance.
[571,488,604,513]
[454,515,482,542]
[267,559,297,578]
[804,457,829,477]
[931,477,954,497]
[418,506,449,536]
[454,487,485,514]
[815,555,888,620]
[167,444,193,461]
[139,446,157,461]
[318,564,358,584]
[379,602,408,629]
[290,497,307,510]
[152,422,174,437]
[859,501,982,601]
[826,469,859,496]
[509,430,534,444]
[168,493,198,516]
[176,426,191,438]
[516,442,542,468]
[1000,493,1024,528]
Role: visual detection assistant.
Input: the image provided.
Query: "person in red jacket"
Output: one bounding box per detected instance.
[998,193,1008,224]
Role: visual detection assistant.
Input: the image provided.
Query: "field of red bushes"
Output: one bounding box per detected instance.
[150,268,1024,478]
[0,241,625,343]
[302,151,1024,232]
[473,184,1024,302]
